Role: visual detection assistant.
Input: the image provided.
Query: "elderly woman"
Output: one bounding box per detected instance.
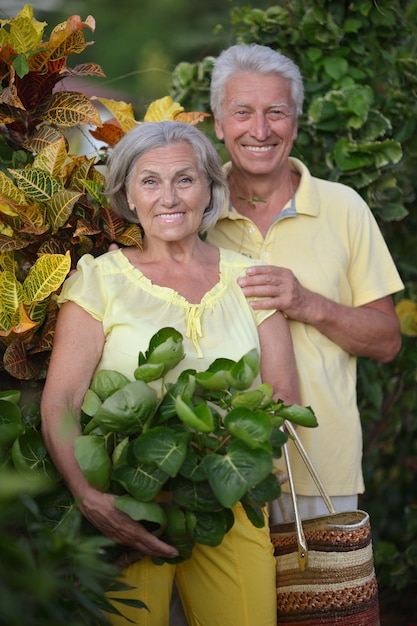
[41,121,300,626]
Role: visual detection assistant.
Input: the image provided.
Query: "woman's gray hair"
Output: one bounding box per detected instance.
[210,43,304,119]
[105,121,229,233]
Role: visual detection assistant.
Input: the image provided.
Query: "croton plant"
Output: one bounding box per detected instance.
[0,5,208,383]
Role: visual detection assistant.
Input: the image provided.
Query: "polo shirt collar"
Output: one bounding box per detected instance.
[220,157,320,220]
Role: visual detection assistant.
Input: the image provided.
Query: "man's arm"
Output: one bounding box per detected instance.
[238,265,401,363]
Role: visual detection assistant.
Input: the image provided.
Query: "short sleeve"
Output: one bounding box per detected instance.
[56,254,108,322]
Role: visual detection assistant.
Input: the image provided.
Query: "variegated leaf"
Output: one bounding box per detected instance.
[25,299,49,327]
[68,157,96,192]
[23,251,71,304]
[0,170,28,206]
[13,203,49,235]
[0,235,29,252]
[6,5,46,54]
[73,219,101,238]
[92,97,137,132]
[101,207,127,240]
[41,92,102,127]
[0,304,12,333]
[47,188,83,232]
[0,104,18,125]
[175,111,212,126]
[25,124,65,154]
[0,251,16,273]
[9,168,63,202]
[115,224,144,249]
[0,85,25,110]
[3,338,39,379]
[33,137,68,177]
[82,179,108,207]
[70,62,106,78]
[0,270,24,314]
[10,302,39,334]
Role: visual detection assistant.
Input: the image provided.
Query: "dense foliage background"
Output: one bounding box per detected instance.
[0,1,416,623]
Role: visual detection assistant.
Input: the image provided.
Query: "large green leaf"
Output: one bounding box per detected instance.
[224,407,272,448]
[84,380,158,435]
[112,462,168,501]
[131,426,189,477]
[74,435,112,491]
[115,494,167,534]
[202,440,273,508]
[170,476,223,512]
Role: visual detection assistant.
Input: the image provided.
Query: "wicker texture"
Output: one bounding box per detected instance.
[271,510,381,625]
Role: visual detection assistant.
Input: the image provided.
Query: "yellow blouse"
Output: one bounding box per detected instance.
[57,248,274,387]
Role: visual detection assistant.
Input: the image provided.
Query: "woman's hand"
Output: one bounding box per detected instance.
[80,489,179,559]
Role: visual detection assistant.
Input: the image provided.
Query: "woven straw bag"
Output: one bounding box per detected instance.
[270,422,381,625]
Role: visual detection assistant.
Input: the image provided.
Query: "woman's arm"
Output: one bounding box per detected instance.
[41,301,179,558]
[258,311,301,405]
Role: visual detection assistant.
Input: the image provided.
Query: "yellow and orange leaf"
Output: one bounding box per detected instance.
[90,120,125,147]
[175,111,211,125]
[144,96,184,122]
[0,270,24,315]
[23,251,71,304]
[46,189,83,232]
[40,91,102,128]
[33,137,68,178]
[92,97,137,133]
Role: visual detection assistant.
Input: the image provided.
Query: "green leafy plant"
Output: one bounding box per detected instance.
[76,327,317,563]
[0,393,146,626]
[3,327,317,565]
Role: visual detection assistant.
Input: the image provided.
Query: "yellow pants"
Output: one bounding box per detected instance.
[107,504,276,626]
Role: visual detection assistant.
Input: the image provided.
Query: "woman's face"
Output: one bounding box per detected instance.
[126,142,211,243]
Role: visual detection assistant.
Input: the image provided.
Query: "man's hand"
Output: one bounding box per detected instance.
[238,265,309,321]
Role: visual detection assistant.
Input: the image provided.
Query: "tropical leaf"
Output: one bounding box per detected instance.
[0,170,28,208]
[0,235,29,252]
[92,97,137,132]
[40,92,102,127]
[3,4,46,54]
[33,137,68,177]
[68,62,106,79]
[90,121,125,146]
[0,270,24,315]
[0,104,18,125]
[9,302,38,335]
[3,338,39,379]
[9,168,63,202]
[23,251,71,303]
[114,223,143,248]
[67,156,96,192]
[25,124,65,154]
[143,96,184,122]
[46,189,83,232]
[175,111,211,125]
[0,85,25,110]
[101,207,128,241]
[12,203,49,235]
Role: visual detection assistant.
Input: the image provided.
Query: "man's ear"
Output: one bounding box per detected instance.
[214,116,224,141]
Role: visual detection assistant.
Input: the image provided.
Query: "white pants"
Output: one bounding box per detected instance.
[169,494,358,625]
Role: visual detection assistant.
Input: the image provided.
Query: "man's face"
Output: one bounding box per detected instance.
[214,72,298,177]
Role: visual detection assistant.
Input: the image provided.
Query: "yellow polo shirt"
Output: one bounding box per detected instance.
[207,157,404,496]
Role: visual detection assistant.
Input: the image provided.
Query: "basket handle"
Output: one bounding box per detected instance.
[280,421,336,570]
